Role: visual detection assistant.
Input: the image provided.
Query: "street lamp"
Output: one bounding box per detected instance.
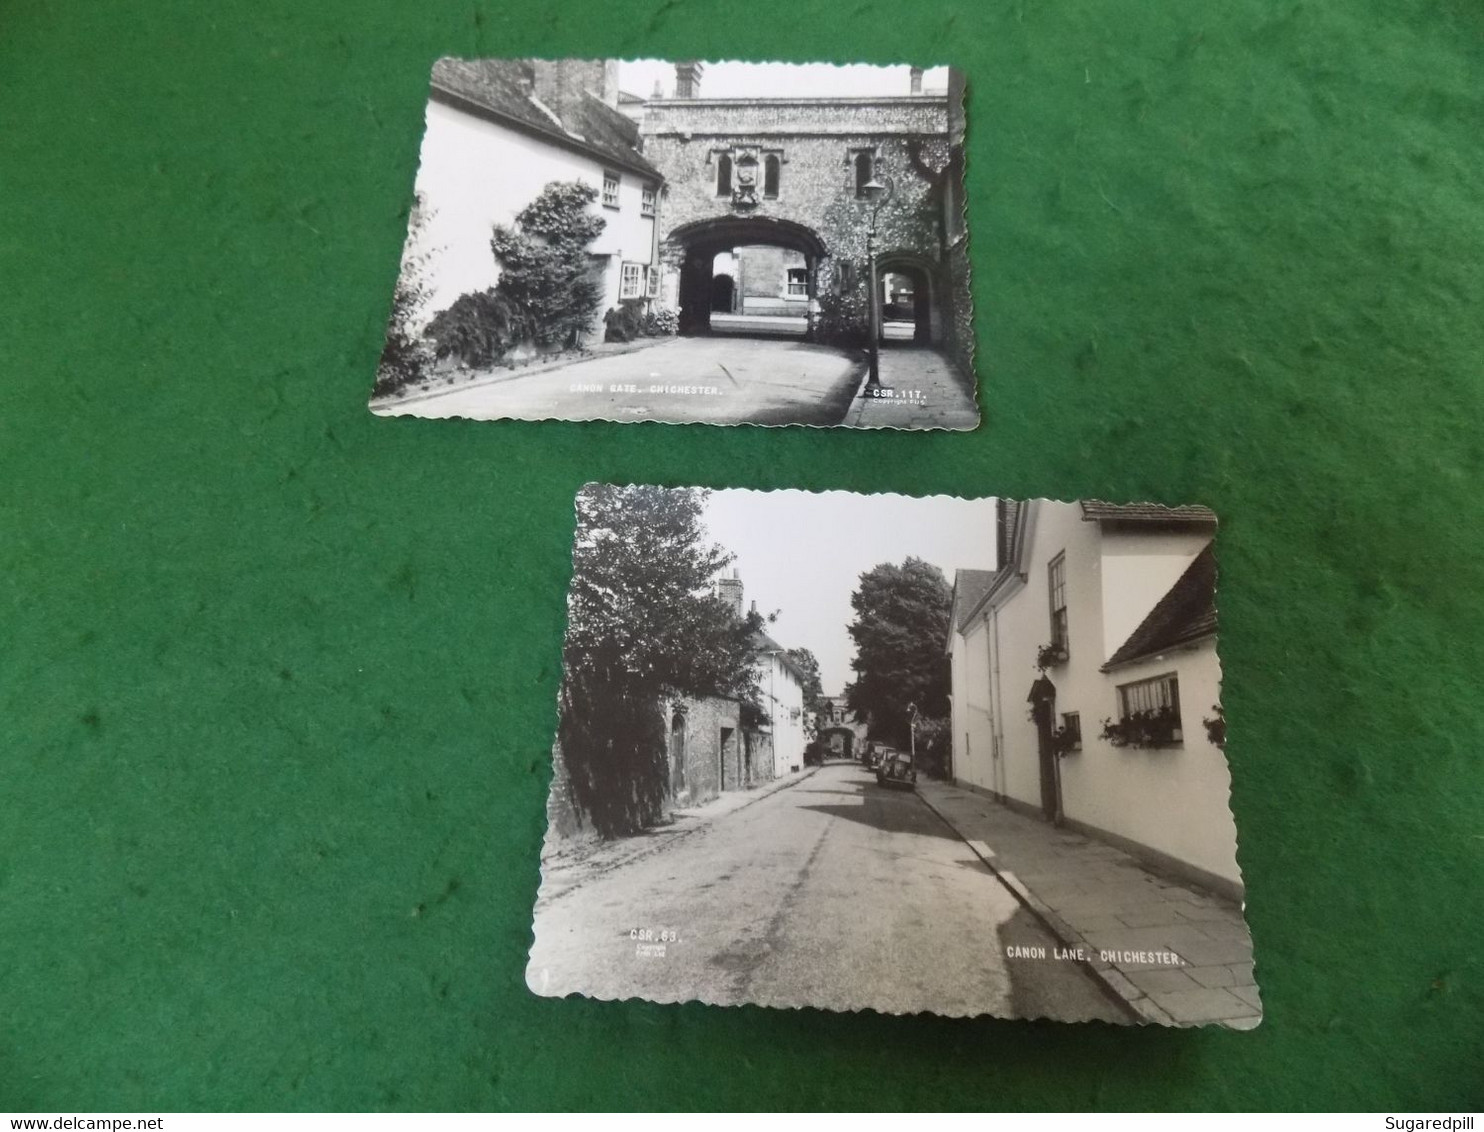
[861,172,894,394]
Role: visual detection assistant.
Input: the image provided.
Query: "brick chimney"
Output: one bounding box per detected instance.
[716,568,743,618]
[531,59,619,116]
[675,60,703,99]
[909,66,924,95]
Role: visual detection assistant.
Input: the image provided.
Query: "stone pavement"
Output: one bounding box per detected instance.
[372,334,678,411]
[843,345,980,430]
[536,766,820,906]
[916,777,1261,1028]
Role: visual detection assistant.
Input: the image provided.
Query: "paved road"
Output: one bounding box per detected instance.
[528,763,1131,1022]
[377,335,864,426]
[706,313,915,341]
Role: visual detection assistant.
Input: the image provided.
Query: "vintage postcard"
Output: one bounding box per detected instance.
[527,487,1259,1026]
[371,59,976,429]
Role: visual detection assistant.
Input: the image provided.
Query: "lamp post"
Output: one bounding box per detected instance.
[861,172,894,394]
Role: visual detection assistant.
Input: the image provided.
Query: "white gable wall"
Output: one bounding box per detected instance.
[949,501,1244,896]
[403,99,658,337]
[760,654,806,778]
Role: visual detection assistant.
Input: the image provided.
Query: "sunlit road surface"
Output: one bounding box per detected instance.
[375,335,864,427]
[528,763,1132,1022]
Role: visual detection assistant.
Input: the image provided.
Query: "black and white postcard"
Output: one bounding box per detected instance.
[372,59,976,429]
[528,487,1259,1026]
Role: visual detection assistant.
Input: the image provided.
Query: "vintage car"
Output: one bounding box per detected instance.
[875,752,918,790]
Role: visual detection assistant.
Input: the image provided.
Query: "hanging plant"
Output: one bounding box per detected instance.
[1100,706,1182,749]
[1036,642,1069,668]
[1203,705,1226,748]
[1050,725,1080,757]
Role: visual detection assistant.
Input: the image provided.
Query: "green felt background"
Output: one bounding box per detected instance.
[2,0,1481,1112]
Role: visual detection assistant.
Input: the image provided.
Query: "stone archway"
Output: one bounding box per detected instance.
[665,216,828,338]
[874,250,942,347]
[819,726,855,762]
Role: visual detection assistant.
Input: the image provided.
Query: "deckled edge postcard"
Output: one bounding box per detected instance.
[527,486,1259,1026]
[370,59,977,430]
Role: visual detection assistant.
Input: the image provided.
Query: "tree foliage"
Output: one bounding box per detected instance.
[786,647,826,734]
[372,193,435,398]
[425,289,532,369]
[490,181,606,348]
[844,557,953,749]
[559,485,763,838]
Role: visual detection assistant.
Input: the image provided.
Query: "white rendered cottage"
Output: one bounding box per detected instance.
[400,58,663,342]
[947,500,1243,901]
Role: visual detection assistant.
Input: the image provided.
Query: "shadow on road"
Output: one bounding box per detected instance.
[998,904,1136,1024]
[797,798,962,841]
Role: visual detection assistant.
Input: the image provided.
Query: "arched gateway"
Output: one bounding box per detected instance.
[639,66,968,360]
[665,216,828,337]
[818,726,856,762]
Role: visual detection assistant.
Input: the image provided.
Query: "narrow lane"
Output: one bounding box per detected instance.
[528,763,1130,1021]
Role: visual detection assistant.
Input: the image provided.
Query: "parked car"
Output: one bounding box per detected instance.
[875,752,917,790]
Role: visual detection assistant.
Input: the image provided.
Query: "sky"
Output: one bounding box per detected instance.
[617,60,951,101]
[700,490,997,695]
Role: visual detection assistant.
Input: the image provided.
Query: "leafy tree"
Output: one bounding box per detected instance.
[786,647,825,735]
[559,485,763,838]
[425,289,531,369]
[491,181,606,348]
[373,192,435,398]
[844,557,953,749]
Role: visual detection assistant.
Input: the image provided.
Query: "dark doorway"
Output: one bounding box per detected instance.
[719,726,736,790]
[875,256,936,346]
[1028,675,1063,824]
[710,272,735,313]
[669,711,687,796]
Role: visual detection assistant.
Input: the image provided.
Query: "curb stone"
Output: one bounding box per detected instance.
[919,791,1173,1026]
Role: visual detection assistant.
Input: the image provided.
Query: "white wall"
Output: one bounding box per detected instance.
[1061,645,1239,886]
[952,617,997,794]
[948,500,1242,892]
[760,654,806,777]
[403,99,657,336]
[1099,528,1210,658]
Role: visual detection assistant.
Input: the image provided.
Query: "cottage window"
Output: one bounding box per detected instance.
[854,151,874,197]
[1048,552,1068,652]
[619,261,645,300]
[764,154,781,198]
[646,266,662,298]
[602,171,621,209]
[716,154,733,197]
[640,184,657,217]
[1061,712,1082,752]
[1116,674,1183,745]
[786,268,808,298]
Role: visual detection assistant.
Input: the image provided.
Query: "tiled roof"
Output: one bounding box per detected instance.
[1080,501,1218,524]
[752,629,808,683]
[429,58,662,179]
[950,568,996,632]
[1102,545,1218,670]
